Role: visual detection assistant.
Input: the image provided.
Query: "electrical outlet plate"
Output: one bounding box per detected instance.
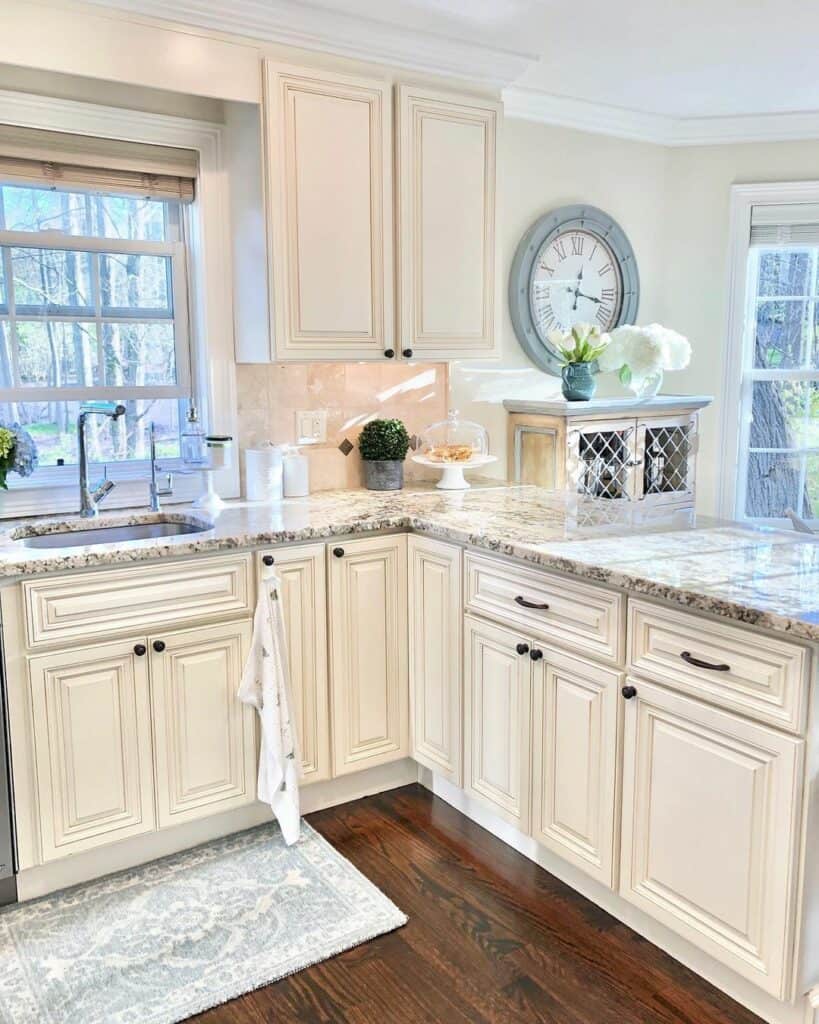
[296,410,327,444]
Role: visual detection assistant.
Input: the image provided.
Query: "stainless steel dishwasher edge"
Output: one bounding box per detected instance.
[0,617,16,905]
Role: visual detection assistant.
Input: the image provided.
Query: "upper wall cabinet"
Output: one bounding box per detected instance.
[257,64,501,363]
[263,62,394,361]
[396,86,501,360]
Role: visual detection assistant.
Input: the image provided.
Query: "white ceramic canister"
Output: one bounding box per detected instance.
[245,443,284,502]
[282,446,309,497]
[204,435,233,470]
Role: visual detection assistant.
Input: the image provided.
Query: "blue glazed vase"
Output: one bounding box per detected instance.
[561,362,597,401]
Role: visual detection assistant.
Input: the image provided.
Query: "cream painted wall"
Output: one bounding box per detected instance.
[661,140,819,516]
[450,117,670,480]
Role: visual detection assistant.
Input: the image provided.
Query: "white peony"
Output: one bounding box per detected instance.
[597,323,691,385]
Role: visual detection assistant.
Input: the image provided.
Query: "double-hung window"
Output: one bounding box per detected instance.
[728,190,819,525]
[0,130,197,480]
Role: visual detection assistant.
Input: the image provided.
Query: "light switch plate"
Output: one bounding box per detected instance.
[296,410,327,443]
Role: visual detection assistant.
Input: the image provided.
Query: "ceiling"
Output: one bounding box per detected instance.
[80,0,819,142]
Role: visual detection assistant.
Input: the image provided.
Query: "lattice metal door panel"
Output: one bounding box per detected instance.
[638,416,698,507]
[569,424,638,501]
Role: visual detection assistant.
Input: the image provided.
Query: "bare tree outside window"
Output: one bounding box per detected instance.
[0,183,190,471]
[743,248,819,521]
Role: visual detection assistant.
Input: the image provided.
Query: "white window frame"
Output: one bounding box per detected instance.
[720,181,819,526]
[0,89,238,517]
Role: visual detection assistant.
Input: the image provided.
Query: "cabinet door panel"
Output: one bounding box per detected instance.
[397,86,500,358]
[408,536,462,784]
[263,545,330,783]
[329,536,408,774]
[264,62,393,359]
[28,639,155,861]
[464,615,531,830]
[532,649,621,887]
[151,620,255,828]
[620,680,803,999]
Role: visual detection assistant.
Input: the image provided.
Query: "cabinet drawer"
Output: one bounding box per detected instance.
[23,554,252,649]
[465,553,624,664]
[628,600,808,733]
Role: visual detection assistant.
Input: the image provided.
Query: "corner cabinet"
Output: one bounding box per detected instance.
[328,535,409,774]
[396,85,500,360]
[260,61,500,362]
[619,679,804,999]
[408,536,462,784]
[263,62,394,360]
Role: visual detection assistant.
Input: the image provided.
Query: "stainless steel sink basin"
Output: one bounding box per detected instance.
[16,517,211,549]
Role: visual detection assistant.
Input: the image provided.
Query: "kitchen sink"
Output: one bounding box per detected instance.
[15,517,211,549]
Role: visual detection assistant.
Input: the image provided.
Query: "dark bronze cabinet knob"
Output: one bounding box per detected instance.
[262,554,275,566]
[622,685,637,700]
[402,348,413,358]
[153,640,166,653]
[515,642,530,656]
[384,348,395,359]
[133,644,147,657]
[333,547,345,558]
[529,648,543,661]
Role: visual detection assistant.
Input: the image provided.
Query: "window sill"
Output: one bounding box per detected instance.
[0,469,205,520]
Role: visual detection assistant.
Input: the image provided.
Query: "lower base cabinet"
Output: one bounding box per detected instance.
[151,619,256,828]
[28,638,156,862]
[619,679,804,999]
[408,535,462,784]
[531,648,621,889]
[28,618,256,861]
[464,614,532,831]
[329,534,409,775]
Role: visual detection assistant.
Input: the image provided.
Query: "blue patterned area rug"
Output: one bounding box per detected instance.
[0,822,407,1024]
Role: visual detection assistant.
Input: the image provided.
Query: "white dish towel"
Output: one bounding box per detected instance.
[238,568,301,845]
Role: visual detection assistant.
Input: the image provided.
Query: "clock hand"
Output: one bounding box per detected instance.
[576,290,602,304]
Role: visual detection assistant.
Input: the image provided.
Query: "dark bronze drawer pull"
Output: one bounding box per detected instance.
[262,554,275,567]
[621,685,637,700]
[514,595,550,611]
[529,648,543,661]
[515,642,530,656]
[680,651,730,672]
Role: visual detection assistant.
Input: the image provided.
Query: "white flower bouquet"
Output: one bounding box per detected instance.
[597,323,691,395]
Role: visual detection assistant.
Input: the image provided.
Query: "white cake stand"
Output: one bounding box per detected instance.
[412,453,497,490]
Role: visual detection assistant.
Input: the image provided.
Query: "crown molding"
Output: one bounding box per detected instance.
[503,86,819,147]
[80,0,537,88]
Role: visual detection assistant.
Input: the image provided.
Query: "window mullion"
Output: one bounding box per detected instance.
[92,251,103,388]
[2,245,20,391]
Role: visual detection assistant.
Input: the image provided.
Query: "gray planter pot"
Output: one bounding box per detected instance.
[363,459,404,491]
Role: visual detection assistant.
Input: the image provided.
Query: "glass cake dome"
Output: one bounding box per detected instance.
[419,410,489,463]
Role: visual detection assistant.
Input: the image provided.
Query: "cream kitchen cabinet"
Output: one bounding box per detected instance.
[531,646,621,889]
[463,614,532,831]
[260,62,500,363]
[150,620,255,829]
[619,678,804,999]
[328,534,409,775]
[27,617,255,863]
[408,535,462,785]
[263,62,394,361]
[258,544,330,784]
[28,638,156,862]
[396,85,501,360]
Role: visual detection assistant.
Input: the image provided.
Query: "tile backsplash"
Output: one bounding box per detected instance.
[236,362,449,493]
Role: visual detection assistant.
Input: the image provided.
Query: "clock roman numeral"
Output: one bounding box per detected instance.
[588,243,598,261]
[553,238,567,261]
[539,260,555,275]
[570,234,584,256]
[536,305,556,331]
[598,261,613,276]
[532,281,551,299]
[601,287,615,302]
[596,304,613,326]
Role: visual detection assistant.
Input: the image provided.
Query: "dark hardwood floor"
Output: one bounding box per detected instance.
[192,784,763,1024]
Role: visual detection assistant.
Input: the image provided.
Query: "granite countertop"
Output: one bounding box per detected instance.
[1,484,818,643]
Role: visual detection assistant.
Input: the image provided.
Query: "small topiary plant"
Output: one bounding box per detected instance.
[358,419,411,462]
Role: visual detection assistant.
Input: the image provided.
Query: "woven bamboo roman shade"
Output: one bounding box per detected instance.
[0,124,196,201]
